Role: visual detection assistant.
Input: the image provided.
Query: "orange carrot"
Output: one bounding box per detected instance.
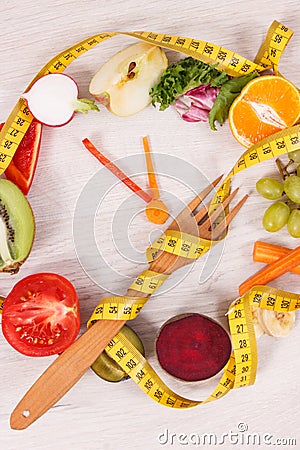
[253,241,300,275]
[142,136,159,199]
[82,138,152,203]
[239,245,300,296]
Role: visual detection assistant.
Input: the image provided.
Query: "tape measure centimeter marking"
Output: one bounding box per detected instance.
[87,269,170,327]
[254,21,294,72]
[209,124,300,212]
[146,230,215,262]
[0,21,293,174]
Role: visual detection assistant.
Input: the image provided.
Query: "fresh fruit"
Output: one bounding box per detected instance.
[284,175,300,204]
[22,74,99,127]
[91,324,145,382]
[229,75,300,147]
[262,202,290,232]
[287,209,300,238]
[89,42,168,116]
[256,177,284,200]
[155,313,232,382]
[2,120,42,195]
[257,309,295,337]
[251,306,264,339]
[288,150,300,163]
[149,56,229,112]
[2,273,80,356]
[0,179,35,273]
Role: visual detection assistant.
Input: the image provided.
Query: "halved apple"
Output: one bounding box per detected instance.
[89,42,168,116]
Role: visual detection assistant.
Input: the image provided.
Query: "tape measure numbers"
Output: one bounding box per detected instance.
[91,284,299,408]
[0,20,298,409]
[0,20,294,174]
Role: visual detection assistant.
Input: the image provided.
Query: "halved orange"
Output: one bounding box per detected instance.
[229,75,300,147]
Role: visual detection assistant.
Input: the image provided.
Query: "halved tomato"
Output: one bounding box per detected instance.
[1,120,42,195]
[1,273,80,357]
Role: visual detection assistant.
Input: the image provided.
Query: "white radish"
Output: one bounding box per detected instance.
[22,73,99,127]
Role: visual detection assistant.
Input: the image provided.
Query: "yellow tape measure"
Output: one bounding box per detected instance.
[91,285,299,408]
[0,20,294,174]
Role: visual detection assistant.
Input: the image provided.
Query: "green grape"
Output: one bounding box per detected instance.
[288,150,300,163]
[284,175,300,203]
[287,209,300,238]
[297,165,300,177]
[256,178,283,200]
[262,202,290,232]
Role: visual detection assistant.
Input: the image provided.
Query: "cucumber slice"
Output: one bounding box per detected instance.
[91,324,145,382]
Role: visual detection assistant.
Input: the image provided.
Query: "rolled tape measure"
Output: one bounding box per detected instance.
[0,20,295,174]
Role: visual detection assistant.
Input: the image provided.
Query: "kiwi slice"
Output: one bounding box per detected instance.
[91,324,145,382]
[0,179,35,273]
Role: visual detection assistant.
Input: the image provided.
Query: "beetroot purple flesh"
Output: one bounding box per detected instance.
[156,314,232,382]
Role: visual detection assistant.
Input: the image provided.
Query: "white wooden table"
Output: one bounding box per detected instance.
[0,1,299,448]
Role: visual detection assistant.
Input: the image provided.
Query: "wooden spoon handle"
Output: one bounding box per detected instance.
[10,319,125,430]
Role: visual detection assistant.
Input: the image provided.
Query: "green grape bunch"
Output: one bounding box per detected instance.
[256,151,300,238]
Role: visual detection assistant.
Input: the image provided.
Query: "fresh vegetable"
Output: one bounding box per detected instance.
[2,120,42,195]
[2,273,80,356]
[143,135,169,224]
[0,179,35,273]
[228,75,300,147]
[150,57,229,111]
[262,202,290,232]
[22,73,99,127]
[239,245,300,296]
[89,42,168,116]
[156,313,232,382]
[82,138,153,203]
[253,241,300,275]
[175,84,220,123]
[209,71,259,131]
[91,324,145,382]
[287,209,300,238]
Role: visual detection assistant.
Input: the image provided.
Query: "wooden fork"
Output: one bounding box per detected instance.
[10,176,248,430]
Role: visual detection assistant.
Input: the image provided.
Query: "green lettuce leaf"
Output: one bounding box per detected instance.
[208,72,260,131]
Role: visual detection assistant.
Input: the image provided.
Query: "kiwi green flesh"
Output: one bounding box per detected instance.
[91,324,145,382]
[0,179,35,273]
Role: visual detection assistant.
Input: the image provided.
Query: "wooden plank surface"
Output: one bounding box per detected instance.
[0,0,299,448]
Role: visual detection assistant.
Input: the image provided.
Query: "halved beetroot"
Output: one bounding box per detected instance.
[156,313,232,382]
[1,120,42,195]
